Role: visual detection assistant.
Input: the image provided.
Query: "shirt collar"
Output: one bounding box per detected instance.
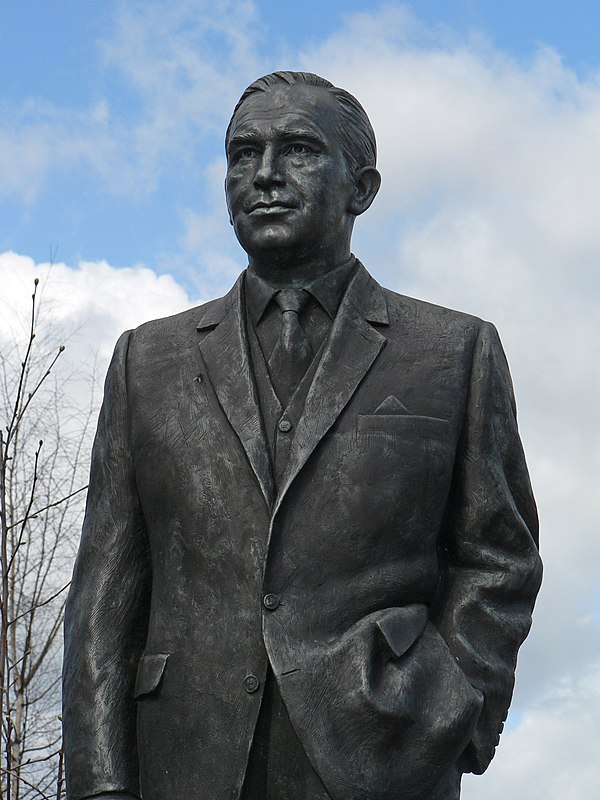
[245,256,357,325]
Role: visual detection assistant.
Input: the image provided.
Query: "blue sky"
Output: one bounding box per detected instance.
[2,3,600,798]
[2,1,600,287]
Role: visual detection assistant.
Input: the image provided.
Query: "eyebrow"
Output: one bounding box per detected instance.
[228,130,262,147]
[228,126,327,152]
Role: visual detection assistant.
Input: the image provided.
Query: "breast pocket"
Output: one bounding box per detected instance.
[355,413,454,486]
[357,413,451,439]
[351,414,455,537]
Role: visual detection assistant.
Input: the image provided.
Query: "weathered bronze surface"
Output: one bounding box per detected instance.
[63,72,542,800]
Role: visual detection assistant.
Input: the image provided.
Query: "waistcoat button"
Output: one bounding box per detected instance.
[263,593,280,610]
[243,673,260,694]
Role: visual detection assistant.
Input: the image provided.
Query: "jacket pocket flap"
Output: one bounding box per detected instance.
[135,653,169,699]
[375,604,429,658]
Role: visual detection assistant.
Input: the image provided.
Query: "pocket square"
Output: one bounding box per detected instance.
[373,395,410,415]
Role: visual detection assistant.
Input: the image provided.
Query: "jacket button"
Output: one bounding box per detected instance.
[263,593,280,611]
[243,673,260,694]
[278,419,292,432]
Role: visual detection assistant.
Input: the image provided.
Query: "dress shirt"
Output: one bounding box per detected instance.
[244,256,357,364]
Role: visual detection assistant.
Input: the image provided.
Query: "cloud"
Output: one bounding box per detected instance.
[3,2,600,795]
[298,6,600,295]
[0,251,203,788]
[0,99,118,204]
[174,157,247,295]
[0,251,199,367]
[98,0,265,184]
[296,0,600,694]
[0,0,263,202]
[462,661,600,799]
[285,9,600,794]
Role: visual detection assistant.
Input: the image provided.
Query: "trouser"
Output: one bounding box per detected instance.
[240,668,331,800]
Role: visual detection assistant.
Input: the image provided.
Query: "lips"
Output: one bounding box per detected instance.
[247,200,295,214]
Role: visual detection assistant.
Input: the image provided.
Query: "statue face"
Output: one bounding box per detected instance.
[225,83,356,262]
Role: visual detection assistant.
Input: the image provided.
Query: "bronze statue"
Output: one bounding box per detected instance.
[63,71,542,800]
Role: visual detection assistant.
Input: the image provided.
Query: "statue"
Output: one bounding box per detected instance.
[63,71,542,800]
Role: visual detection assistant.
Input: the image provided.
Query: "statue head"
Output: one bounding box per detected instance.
[226,71,378,175]
[225,71,381,271]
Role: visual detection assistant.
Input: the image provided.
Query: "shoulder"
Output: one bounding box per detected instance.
[382,286,488,335]
[354,261,493,342]
[119,277,240,356]
[379,284,502,352]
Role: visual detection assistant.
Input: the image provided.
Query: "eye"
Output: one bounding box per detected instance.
[285,142,313,156]
[230,146,258,164]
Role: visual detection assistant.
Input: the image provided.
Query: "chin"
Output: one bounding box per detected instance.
[236,226,299,257]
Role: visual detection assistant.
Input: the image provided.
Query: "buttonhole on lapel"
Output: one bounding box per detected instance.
[194,374,203,384]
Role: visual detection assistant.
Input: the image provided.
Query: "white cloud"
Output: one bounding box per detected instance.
[97,0,264,184]
[0,251,199,367]
[0,0,263,201]
[290,8,600,794]
[462,661,600,800]
[0,252,202,789]
[0,100,119,204]
[3,2,600,795]
[175,157,247,295]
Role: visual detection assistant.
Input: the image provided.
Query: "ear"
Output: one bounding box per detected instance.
[347,166,381,216]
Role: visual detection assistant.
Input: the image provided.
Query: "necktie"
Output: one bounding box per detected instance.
[268,289,314,406]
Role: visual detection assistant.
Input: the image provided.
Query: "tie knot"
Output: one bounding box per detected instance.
[274,288,309,315]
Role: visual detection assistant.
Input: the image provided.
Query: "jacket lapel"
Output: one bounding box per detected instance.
[197,274,274,508]
[274,263,389,514]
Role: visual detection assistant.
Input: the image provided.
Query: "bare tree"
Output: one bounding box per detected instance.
[0,279,96,800]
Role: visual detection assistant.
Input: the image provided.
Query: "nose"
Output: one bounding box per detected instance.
[253,145,284,189]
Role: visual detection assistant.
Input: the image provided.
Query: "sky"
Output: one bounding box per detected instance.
[1,2,600,798]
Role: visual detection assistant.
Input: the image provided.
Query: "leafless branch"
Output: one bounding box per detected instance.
[7,486,88,531]
[1,276,97,798]
[1,765,53,800]
[8,584,70,628]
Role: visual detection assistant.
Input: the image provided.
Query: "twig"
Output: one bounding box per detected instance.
[6,442,42,575]
[0,765,53,800]
[8,584,70,628]
[7,486,88,531]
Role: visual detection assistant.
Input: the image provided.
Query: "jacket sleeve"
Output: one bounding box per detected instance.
[63,331,151,800]
[432,321,542,775]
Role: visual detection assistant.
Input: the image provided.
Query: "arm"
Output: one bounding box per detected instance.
[432,321,542,774]
[63,331,151,800]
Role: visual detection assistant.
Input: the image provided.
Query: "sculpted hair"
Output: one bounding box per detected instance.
[226,71,377,173]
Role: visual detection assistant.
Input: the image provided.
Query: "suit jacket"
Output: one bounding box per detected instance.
[63,262,542,800]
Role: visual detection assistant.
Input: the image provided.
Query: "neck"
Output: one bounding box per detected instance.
[248,245,353,289]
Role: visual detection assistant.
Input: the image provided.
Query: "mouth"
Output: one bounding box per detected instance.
[248,201,295,215]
